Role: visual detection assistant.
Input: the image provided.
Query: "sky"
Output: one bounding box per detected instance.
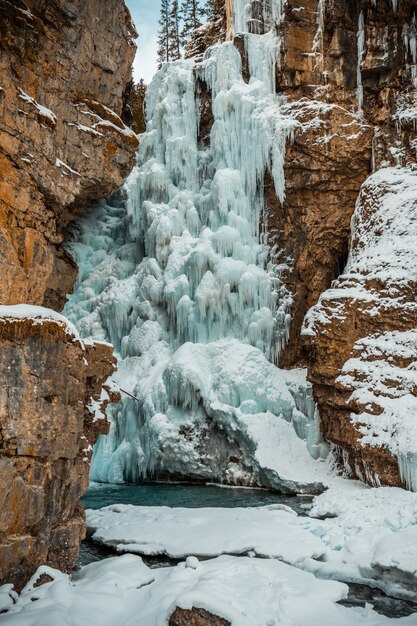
[125,0,160,85]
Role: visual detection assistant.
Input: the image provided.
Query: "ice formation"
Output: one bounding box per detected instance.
[86,503,325,563]
[65,0,328,491]
[403,13,417,88]
[356,11,365,113]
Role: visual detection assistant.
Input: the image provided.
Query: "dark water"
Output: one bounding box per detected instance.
[78,482,417,619]
[79,481,311,568]
[340,584,417,619]
[82,480,311,513]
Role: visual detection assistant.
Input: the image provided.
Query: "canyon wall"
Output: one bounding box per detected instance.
[0,0,137,587]
[212,0,417,488]
[265,0,417,487]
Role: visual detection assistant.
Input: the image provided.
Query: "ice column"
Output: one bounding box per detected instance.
[403,14,417,88]
[357,11,365,114]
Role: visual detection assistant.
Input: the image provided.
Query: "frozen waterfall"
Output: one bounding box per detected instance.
[64,0,329,492]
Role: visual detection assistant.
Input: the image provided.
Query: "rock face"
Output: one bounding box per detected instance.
[169,608,230,626]
[273,0,417,486]
[0,0,136,588]
[304,168,417,488]
[0,312,118,589]
[216,0,417,488]
[266,0,417,365]
[0,0,138,310]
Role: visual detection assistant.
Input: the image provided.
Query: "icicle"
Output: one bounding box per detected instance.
[357,11,365,114]
[232,0,286,34]
[398,452,417,492]
[313,0,326,80]
[403,14,417,88]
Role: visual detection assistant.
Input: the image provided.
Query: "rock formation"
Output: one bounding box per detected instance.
[304,167,417,488]
[0,0,138,310]
[211,0,417,488]
[169,607,230,626]
[0,311,118,589]
[0,0,137,588]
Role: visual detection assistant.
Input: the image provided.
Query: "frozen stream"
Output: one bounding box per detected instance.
[78,483,417,619]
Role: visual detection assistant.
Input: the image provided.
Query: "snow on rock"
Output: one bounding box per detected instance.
[301,483,417,598]
[86,504,326,564]
[19,90,57,125]
[2,553,415,626]
[302,166,417,489]
[303,167,417,339]
[336,329,417,489]
[0,304,81,341]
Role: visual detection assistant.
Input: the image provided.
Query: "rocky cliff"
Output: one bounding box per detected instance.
[0,0,137,588]
[0,0,138,309]
[211,0,417,489]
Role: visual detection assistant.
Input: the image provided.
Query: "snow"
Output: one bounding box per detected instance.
[336,329,417,489]
[301,483,417,598]
[77,102,137,138]
[55,158,81,176]
[346,168,417,290]
[0,304,81,341]
[19,91,57,124]
[84,479,417,599]
[86,503,325,563]
[94,118,137,138]
[66,121,103,137]
[3,552,416,626]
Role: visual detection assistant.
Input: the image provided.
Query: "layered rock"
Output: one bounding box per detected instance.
[217,0,417,487]
[0,308,118,589]
[271,0,417,364]
[0,0,136,587]
[303,168,417,488]
[0,0,138,310]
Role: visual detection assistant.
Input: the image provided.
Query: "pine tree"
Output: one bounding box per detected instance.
[204,0,216,21]
[168,0,181,61]
[128,79,147,134]
[180,0,206,49]
[157,0,170,67]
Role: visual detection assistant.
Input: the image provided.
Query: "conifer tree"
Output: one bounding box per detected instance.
[180,0,206,49]
[204,0,216,21]
[157,0,170,66]
[128,79,147,134]
[168,0,181,61]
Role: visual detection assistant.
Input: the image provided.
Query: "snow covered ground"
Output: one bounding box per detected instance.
[86,503,325,563]
[2,553,417,626]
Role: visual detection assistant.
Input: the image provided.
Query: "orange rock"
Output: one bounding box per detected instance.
[0,317,117,589]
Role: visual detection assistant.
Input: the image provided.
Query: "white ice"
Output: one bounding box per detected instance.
[86,503,325,563]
